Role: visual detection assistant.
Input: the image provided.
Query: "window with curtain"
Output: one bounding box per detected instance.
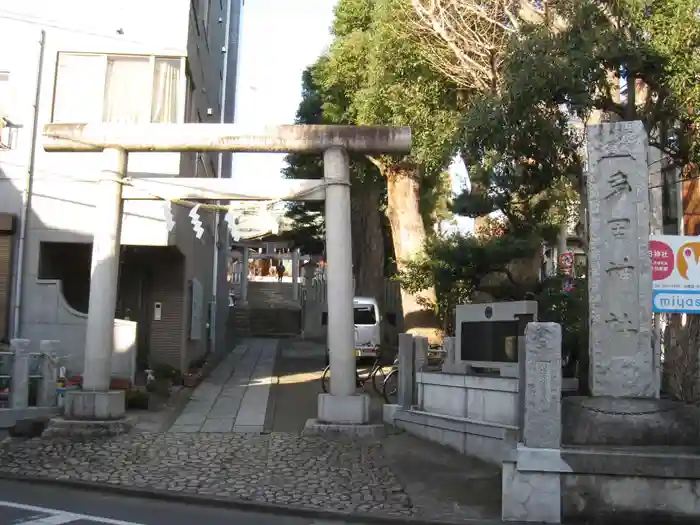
[52,53,183,124]
[53,54,106,123]
[103,56,152,124]
[151,58,182,123]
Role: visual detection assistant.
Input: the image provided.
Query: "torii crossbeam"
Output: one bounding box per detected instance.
[42,123,411,429]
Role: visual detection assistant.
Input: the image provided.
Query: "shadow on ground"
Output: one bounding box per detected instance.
[265,339,388,433]
[382,432,502,521]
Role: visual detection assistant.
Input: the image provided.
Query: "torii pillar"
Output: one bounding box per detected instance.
[43,123,411,428]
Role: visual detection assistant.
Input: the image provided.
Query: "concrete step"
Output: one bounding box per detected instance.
[229,306,301,337]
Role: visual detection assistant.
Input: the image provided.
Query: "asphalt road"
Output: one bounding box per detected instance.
[0,480,345,525]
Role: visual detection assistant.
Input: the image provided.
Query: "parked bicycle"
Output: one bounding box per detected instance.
[382,357,399,403]
[381,343,446,403]
[321,349,390,396]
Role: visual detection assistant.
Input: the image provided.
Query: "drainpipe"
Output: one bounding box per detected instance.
[210,0,237,351]
[11,29,45,340]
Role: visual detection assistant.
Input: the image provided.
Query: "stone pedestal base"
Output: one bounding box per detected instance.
[64,390,126,420]
[382,403,400,424]
[42,416,134,438]
[502,462,560,523]
[562,396,700,446]
[317,392,370,424]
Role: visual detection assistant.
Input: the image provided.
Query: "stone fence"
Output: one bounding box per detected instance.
[0,338,61,430]
[385,323,569,524]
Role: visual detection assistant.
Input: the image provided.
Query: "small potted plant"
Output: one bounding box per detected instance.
[182,357,207,387]
[145,364,176,397]
[182,370,202,387]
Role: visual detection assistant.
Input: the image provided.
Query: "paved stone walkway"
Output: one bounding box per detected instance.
[170,339,277,433]
[0,432,501,522]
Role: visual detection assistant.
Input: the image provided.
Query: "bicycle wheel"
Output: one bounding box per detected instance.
[370,363,387,396]
[321,365,331,393]
[382,369,399,404]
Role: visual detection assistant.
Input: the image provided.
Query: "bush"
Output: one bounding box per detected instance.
[535,274,587,378]
[125,390,150,410]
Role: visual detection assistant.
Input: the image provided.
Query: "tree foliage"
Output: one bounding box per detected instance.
[399,0,700,347]
[409,0,552,92]
[281,67,326,255]
[399,231,539,332]
[281,0,463,338]
[282,55,390,298]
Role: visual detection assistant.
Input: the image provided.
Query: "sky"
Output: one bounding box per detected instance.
[232,0,473,233]
[231,0,337,186]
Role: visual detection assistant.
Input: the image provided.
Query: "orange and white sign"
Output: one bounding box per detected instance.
[651,235,700,313]
[558,251,574,276]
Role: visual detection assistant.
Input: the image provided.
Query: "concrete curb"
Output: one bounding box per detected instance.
[0,472,510,525]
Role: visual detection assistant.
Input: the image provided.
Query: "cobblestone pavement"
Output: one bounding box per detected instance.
[0,431,501,522]
[0,338,501,522]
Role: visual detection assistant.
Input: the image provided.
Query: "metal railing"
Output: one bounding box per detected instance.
[0,339,62,429]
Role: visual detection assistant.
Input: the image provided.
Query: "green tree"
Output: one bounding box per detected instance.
[318,0,463,340]
[407,0,700,393]
[282,61,388,300]
[282,69,326,256]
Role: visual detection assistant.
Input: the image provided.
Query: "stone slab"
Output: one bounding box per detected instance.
[502,462,561,523]
[206,390,244,418]
[522,323,562,449]
[561,396,700,446]
[302,418,385,438]
[562,445,700,478]
[562,473,700,522]
[173,413,207,426]
[383,403,400,424]
[234,341,276,427]
[168,424,202,433]
[42,416,134,438]
[232,424,263,433]
[167,339,279,433]
[392,408,517,465]
[0,407,60,429]
[586,120,656,397]
[317,393,370,424]
[64,390,125,420]
[515,444,573,474]
[200,418,234,432]
[441,362,470,374]
[397,333,415,409]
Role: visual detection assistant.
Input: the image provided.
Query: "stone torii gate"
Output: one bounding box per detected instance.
[42,123,411,429]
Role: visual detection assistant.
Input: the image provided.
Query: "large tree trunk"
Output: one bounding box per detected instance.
[385,165,441,343]
[664,314,700,402]
[351,178,386,309]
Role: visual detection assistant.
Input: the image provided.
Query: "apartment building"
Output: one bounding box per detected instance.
[0,0,243,377]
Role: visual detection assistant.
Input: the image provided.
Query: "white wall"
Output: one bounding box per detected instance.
[0,0,241,358]
[0,4,190,241]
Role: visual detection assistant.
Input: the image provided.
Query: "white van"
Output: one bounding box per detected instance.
[353,296,381,358]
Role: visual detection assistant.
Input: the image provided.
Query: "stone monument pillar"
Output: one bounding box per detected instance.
[10,339,31,410]
[240,246,250,304]
[503,323,569,524]
[292,248,300,301]
[586,120,656,398]
[560,121,697,447]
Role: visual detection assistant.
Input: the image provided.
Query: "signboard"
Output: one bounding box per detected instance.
[558,251,574,276]
[651,235,700,313]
